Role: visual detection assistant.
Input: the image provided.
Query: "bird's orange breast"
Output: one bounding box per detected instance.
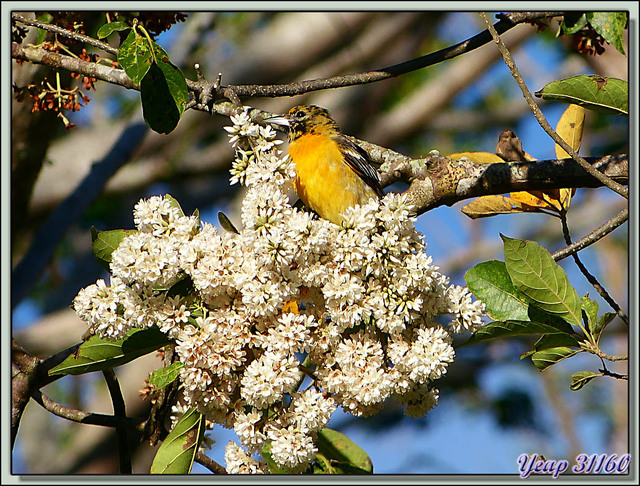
[288,133,379,225]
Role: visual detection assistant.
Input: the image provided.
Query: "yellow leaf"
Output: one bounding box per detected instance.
[448,152,505,164]
[555,104,585,160]
[509,191,553,209]
[461,195,525,219]
[507,104,582,213]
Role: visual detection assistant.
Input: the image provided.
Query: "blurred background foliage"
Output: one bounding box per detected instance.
[10,11,629,474]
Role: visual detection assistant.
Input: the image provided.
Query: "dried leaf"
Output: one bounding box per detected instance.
[461,195,519,219]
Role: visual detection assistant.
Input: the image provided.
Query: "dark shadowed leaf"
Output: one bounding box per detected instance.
[49,327,172,376]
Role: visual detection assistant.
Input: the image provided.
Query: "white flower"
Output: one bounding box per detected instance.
[225,442,268,474]
[241,351,301,409]
[233,409,266,452]
[265,424,318,471]
[283,389,336,434]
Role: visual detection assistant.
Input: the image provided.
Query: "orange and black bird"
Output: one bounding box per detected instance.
[268,105,384,225]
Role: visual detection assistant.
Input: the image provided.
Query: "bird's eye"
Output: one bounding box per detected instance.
[295,110,306,119]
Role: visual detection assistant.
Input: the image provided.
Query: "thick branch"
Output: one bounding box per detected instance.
[12,42,136,89]
[12,338,81,448]
[386,153,628,215]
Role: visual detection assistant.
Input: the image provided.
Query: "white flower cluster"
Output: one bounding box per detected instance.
[73,108,485,473]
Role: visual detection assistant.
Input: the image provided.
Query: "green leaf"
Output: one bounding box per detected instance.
[570,370,601,391]
[152,43,189,117]
[91,226,136,271]
[464,260,530,321]
[531,346,580,372]
[315,429,373,474]
[166,276,195,299]
[139,41,188,135]
[535,75,628,116]
[218,211,240,234]
[36,13,54,45]
[593,312,617,343]
[97,21,130,39]
[313,453,332,474]
[587,12,627,55]
[533,332,580,351]
[463,320,575,346]
[581,295,599,336]
[526,305,575,335]
[117,29,153,85]
[561,12,588,35]
[148,361,184,389]
[314,459,371,474]
[502,235,582,329]
[163,193,185,215]
[150,408,205,474]
[49,327,172,376]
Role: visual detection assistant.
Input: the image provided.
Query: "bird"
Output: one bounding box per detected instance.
[268,105,384,225]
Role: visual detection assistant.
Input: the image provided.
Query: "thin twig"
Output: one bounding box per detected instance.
[195,451,228,475]
[599,368,628,380]
[478,12,628,199]
[30,389,145,430]
[12,13,118,56]
[552,208,628,262]
[558,211,628,325]
[597,352,628,362]
[217,12,559,98]
[103,369,132,474]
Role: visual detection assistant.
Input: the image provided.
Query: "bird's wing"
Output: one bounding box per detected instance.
[334,135,384,198]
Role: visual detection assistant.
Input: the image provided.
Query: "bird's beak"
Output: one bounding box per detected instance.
[264,114,290,127]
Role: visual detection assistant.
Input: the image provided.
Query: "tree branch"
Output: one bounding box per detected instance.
[12,42,136,89]
[389,153,627,215]
[30,389,145,430]
[12,13,118,55]
[552,207,628,261]
[479,12,629,199]
[103,369,132,474]
[559,212,628,325]
[11,338,81,449]
[226,12,563,98]
[12,12,565,113]
[195,451,228,475]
